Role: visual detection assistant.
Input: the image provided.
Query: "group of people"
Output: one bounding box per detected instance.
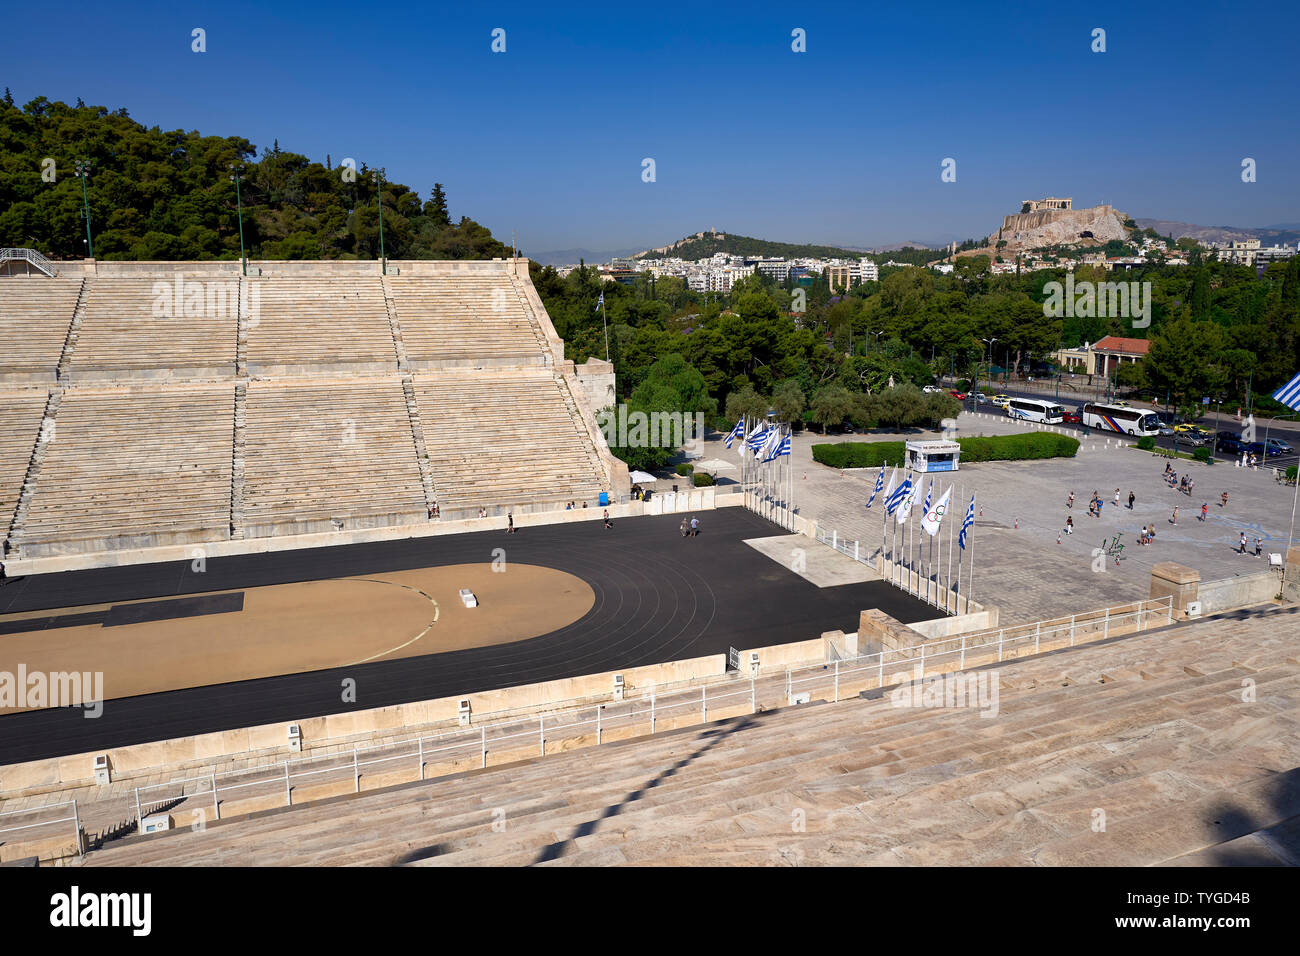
[562,501,588,511]
[679,516,701,537]
[1137,523,1157,546]
[1163,463,1195,497]
[1238,532,1264,557]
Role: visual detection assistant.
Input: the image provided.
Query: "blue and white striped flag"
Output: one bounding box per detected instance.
[595,291,604,312]
[1272,370,1300,412]
[958,494,976,550]
[758,425,782,461]
[724,418,745,449]
[921,479,932,518]
[865,463,886,509]
[886,471,913,517]
[746,422,771,453]
[763,430,790,463]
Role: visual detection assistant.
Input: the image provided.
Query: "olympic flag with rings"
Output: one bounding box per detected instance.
[920,484,953,536]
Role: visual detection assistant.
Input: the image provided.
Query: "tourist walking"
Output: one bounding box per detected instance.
[1239,532,1248,554]
[1064,516,1074,535]
[1221,491,1229,508]
[1114,488,1121,508]
[1067,491,1075,509]
[1254,536,1263,558]
[1170,506,1178,525]
[1200,502,1208,521]
[1127,491,1135,510]
[603,508,612,529]
[506,512,515,534]
[690,516,700,536]
[679,518,688,537]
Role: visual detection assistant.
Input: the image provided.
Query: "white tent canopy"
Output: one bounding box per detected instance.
[629,470,658,484]
[692,458,737,473]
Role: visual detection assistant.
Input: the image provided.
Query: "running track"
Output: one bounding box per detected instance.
[0,508,932,764]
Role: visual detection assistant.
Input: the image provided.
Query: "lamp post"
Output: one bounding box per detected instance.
[372,167,387,275]
[73,160,93,259]
[980,337,997,408]
[229,164,247,277]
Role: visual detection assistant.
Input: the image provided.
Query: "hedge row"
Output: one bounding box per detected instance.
[812,432,1080,469]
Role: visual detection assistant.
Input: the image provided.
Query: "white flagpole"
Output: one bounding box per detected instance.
[945,482,955,613]
[967,491,978,613]
[955,486,963,614]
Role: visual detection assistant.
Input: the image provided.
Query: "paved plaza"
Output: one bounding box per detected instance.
[703,410,1297,625]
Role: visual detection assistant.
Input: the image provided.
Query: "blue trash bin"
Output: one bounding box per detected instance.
[599,492,609,506]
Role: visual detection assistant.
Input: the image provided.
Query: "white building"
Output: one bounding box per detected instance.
[859,258,879,282]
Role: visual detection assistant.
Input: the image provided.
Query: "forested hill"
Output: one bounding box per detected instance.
[636,231,938,263]
[0,93,511,262]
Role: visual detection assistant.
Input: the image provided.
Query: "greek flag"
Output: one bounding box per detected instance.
[921,479,932,517]
[763,430,790,463]
[747,422,771,453]
[885,472,913,517]
[865,463,886,509]
[724,418,745,449]
[1273,370,1300,412]
[758,425,782,462]
[958,494,975,550]
[595,291,604,312]
[896,482,918,524]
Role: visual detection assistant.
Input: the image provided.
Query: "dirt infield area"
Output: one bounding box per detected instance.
[0,564,594,710]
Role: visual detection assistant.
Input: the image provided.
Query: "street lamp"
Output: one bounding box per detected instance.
[73,160,93,259]
[229,163,247,277]
[980,337,997,405]
[372,167,387,275]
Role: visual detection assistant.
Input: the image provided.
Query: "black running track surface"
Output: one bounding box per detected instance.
[0,508,934,764]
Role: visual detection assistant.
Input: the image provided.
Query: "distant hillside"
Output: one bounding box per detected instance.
[531,246,645,267]
[1136,219,1300,247]
[634,231,907,262]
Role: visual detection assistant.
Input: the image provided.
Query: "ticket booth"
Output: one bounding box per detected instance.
[905,440,961,473]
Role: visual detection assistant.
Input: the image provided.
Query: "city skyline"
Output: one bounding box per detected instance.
[4,1,1298,255]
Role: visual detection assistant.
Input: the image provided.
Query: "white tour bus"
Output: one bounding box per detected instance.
[1082,402,1163,437]
[1006,398,1065,424]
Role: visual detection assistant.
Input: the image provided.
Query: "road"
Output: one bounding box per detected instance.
[945,381,1300,473]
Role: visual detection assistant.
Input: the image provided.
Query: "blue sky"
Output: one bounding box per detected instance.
[5,1,1298,254]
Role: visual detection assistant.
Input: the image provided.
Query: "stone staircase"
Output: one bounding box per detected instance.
[5,388,64,554]
[230,383,247,539]
[401,376,438,517]
[54,277,87,381]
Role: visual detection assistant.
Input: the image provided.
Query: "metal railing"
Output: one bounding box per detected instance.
[0,799,81,859]
[0,247,57,277]
[37,596,1174,836]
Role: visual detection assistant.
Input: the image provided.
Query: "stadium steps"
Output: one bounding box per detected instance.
[230,383,247,539]
[79,615,1300,866]
[380,277,410,372]
[0,276,82,381]
[235,278,249,378]
[54,277,87,381]
[5,388,63,553]
[400,377,438,518]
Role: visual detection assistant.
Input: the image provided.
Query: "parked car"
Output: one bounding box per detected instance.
[1061,411,1082,424]
[971,392,990,404]
[949,390,967,400]
[921,385,943,394]
[1215,431,1243,454]
[1242,440,1284,458]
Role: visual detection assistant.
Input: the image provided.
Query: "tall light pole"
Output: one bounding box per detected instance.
[74,160,93,259]
[980,337,997,403]
[229,163,247,276]
[372,167,387,275]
